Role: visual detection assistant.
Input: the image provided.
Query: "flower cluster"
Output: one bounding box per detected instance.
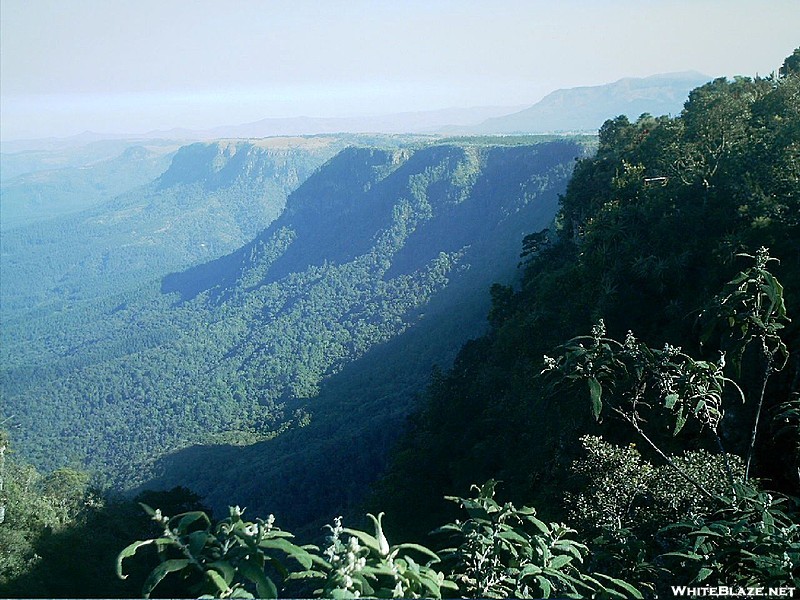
[322,517,368,597]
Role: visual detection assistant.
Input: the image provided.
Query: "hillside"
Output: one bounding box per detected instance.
[0,138,345,314]
[0,143,178,229]
[464,71,710,133]
[375,65,800,568]
[1,138,586,503]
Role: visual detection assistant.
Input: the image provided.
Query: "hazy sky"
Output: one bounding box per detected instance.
[1,0,798,140]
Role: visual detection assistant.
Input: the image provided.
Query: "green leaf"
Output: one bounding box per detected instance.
[258,537,313,568]
[763,508,775,529]
[553,540,585,562]
[176,511,211,533]
[206,568,231,593]
[665,394,679,410]
[394,543,441,563]
[520,564,543,576]
[187,530,209,557]
[536,575,552,598]
[529,515,550,535]
[496,529,529,545]
[696,567,713,583]
[548,554,572,570]
[440,579,459,591]
[239,559,278,599]
[116,538,158,579]
[418,570,444,598]
[142,559,191,598]
[262,529,295,539]
[209,560,236,584]
[762,271,787,318]
[662,551,703,561]
[688,526,725,538]
[694,398,706,415]
[674,407,687,435]
[286,569,327,581]
[588,377,603,420]
[362,564,397,578]
[593,573,644,598]
[341,527,383,555]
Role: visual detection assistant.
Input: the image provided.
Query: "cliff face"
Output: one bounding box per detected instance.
[2,138,586,533]
[0,140,339,313]
[145,139,585,527]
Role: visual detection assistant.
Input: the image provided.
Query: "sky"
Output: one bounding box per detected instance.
[1,0,798,140]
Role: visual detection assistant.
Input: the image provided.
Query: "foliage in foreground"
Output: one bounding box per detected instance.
[118,483,645,599]
[118,251,800,598]
[117,503,459,599]
[542,249,800,592]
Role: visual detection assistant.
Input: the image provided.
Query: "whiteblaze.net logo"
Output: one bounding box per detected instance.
[671,586,796,597]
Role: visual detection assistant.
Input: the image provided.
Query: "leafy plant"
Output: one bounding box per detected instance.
[662,482,800,587]
[543,250,800,592]
[117,505,454,599]
[117,504,317,598]
[567,436,743,592]
[300,513,456,599]
[543,319,741,499]
[434,480,642,599]
[700,247,791,478]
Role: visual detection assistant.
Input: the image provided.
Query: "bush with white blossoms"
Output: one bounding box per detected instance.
[301,512,456,599]
[117,504,317,598]
[118,506,455,599]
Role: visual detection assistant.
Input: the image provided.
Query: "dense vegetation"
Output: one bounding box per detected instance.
[370,50,800,590]
[1,138,581,502]
[0,431,212,597]
[0,139,345,313]
[1,50,798,597]
[0,142,177,230]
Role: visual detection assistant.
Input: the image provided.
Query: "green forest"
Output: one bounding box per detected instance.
[1,49,799,597]
[1,134,583,496]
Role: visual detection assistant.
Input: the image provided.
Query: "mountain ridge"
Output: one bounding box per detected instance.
[135,139,587,528]
[461,71,711,134]
[1,138,587,518]
[2,71,712,152]
[0,139,345,314]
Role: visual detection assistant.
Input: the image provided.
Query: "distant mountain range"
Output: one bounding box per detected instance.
[0,144,177,229]
[130,72,711,137]
[1,72,711,152]
[460,71,711,134]
[192,106,526,138]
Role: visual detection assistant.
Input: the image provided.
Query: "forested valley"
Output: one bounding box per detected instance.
[1,50,799,598]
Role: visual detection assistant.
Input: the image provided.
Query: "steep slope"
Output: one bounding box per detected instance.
[1,139,585,510]
[466,72,710,133]
[139,140,583,529]
[374,72,800,542]
[0,138,342,314]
